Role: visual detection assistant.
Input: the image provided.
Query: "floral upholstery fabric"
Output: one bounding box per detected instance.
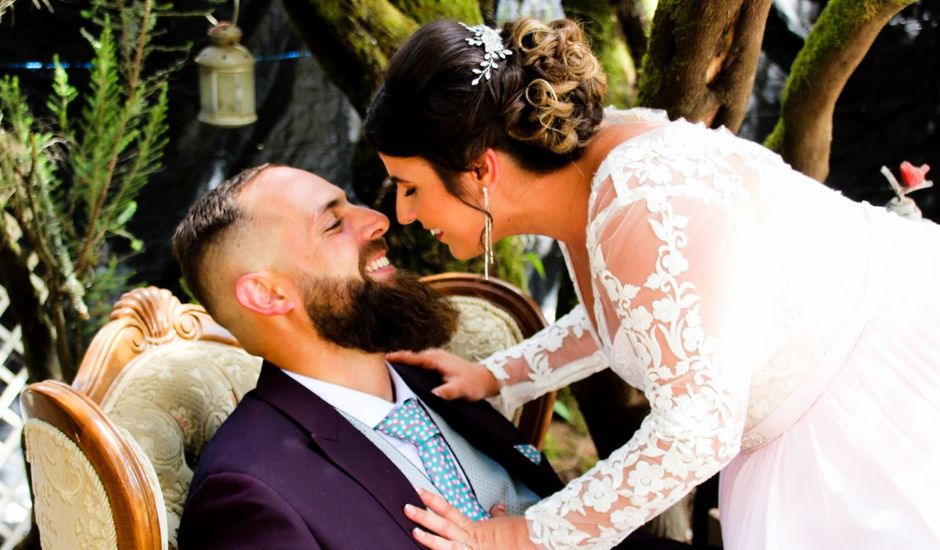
[24,419,119,550]
[100,341,262,549]
[442,295,526,421]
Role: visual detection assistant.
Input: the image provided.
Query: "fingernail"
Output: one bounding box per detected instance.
[405,504,415,514]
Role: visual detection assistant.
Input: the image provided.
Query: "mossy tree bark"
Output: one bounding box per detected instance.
[563,0,637,107]
[614,0,652,63]
[763,0,918,182]
[278,0,483,117]
[637,0,774,132]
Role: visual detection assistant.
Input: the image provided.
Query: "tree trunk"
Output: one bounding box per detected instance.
[0,233,61,383]
[279,0,484,116]
[637,0,773,132]
[278,0,416,116]
[563,0,637,106]
[614,0,651,63]
[763,0,917,182]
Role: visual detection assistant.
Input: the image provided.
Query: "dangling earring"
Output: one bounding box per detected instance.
[483,186,494,280]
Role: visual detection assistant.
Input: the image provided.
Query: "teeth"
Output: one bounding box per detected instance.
[365,255,391,273]
[429,228,442,237]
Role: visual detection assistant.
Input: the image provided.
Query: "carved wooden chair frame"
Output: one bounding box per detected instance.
[71,286,240,404]
[21,380,164,549]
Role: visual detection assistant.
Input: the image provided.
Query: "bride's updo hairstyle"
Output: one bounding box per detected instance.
[364,18,607,192]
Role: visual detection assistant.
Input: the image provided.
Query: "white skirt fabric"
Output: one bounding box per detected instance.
[718,248,940,550]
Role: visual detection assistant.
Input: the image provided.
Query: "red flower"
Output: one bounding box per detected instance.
[900,161,931,188]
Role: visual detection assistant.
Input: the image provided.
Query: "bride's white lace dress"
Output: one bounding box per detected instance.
[483,108,940,549]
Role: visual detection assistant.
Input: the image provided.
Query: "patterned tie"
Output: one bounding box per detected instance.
[376,398,490,521]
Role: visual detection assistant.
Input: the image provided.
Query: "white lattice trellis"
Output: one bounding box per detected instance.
[0,284,35,548]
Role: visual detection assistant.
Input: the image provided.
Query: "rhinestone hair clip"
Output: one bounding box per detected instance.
[459,22,512,86]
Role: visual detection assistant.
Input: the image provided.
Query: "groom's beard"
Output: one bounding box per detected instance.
[302,272,459,354]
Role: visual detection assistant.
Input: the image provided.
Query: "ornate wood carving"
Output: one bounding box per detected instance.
[73,286,239,404]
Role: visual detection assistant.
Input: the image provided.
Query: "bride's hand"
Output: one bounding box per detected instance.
[386,348,500,401]
[405,489,536,550]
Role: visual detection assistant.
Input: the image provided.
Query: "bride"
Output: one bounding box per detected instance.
[363,17,940,550]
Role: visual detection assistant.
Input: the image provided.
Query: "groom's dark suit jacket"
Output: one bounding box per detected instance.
[178,361,688,549]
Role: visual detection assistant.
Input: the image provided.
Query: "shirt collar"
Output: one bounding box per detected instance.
[282,363,417,429]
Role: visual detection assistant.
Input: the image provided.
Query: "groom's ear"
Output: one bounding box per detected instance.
[234,272,295,316]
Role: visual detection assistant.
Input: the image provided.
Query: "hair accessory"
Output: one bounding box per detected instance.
[482,186,494,280]
[459,23,512,86]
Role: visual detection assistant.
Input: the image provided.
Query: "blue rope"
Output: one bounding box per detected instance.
[0,49,312,70]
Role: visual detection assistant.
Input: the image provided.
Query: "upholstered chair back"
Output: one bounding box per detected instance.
[69,287,261,549]
[99,340,261,546]
[420,273,554,448]
[441,295,525,362]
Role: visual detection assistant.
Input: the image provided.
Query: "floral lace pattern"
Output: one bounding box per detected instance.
[474,107,890,547]
[526,118,754,548]
[482,305,608,413]
[479,109,851,548]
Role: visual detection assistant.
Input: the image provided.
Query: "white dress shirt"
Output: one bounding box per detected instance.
[282,364,430,478]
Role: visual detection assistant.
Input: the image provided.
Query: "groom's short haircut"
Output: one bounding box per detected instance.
[172,163,283,316]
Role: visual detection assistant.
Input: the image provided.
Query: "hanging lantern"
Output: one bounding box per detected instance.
[195,22,256,127]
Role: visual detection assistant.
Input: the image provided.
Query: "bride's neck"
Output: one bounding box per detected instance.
[495,159,590,247]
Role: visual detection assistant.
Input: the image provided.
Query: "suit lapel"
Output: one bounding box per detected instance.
[392,363,564,498]
[254,362,422,541]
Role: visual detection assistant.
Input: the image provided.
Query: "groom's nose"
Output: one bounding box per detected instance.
[351,204,390,242]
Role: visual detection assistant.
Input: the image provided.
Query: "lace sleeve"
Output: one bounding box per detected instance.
[481,305,608,413]
[524,124,756,549]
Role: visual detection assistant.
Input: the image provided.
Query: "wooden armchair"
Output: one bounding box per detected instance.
[20,275,552,548]
[22,287,262,549]
[421,272,555,449]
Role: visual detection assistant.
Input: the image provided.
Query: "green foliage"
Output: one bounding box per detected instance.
[493,235,527,292]
[0,0,185,381]
[389,0,482,24]
[541,386,595,480]
[524,250,545,280]
[47,58,78,132]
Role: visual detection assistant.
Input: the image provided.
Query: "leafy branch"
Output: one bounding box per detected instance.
[0,0,184,382]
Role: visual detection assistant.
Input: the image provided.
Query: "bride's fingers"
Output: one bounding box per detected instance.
[411,526,463,550]
[418,489,473,528]
[387,350,442,371]
[489,502,508,517]
[405,503,466,542]
[431,381,463,400]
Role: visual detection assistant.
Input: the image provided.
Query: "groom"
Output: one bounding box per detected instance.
[172,164,689,549]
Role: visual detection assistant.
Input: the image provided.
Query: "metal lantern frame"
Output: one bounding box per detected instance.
[194,1,256,128]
